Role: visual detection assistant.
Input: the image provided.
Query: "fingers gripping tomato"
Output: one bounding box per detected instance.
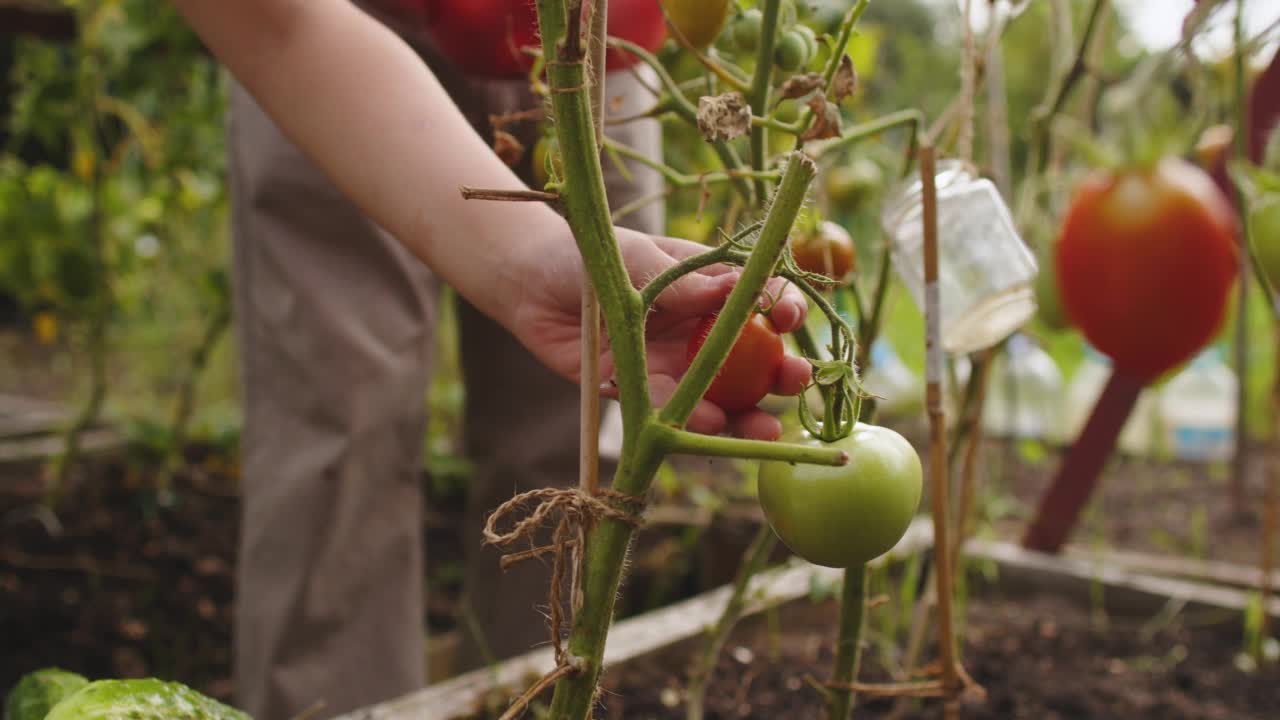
[686,312,785,413]
[758,424,923,568]
[1056,158,1238,381]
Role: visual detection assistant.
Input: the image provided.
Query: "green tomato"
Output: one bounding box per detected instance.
[793,25,818,64]
[731,9,763,53]
[758,423,923,568]
[1250,193,1280,291]
[773,29,811,72]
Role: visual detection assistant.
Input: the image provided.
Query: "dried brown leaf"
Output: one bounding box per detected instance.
[493,130,524,167]
[832,55,857,103]
[801,96,842,141]
[778,72,824,101]
[696,92,752,142]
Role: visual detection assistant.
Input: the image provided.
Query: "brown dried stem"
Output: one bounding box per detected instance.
[460,186,561,203]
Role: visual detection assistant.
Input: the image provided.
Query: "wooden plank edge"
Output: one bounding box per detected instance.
[331,518,935,720]
[335,521,1280,720]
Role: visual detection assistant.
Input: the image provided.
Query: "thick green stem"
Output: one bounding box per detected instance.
[537,0,649,433]
[533,4,660,710]
[686,524,778,720]
[827,563,869,720]
[748,0,781,199]
[660,153,816,427]
[651,424,848,465]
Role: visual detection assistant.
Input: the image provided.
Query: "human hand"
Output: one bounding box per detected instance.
[509,226,812,441]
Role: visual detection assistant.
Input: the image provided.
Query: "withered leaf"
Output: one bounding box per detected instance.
[801,96,842,141]
[778,72,824,101]
[696,92,752,142]
[832,55,857,103]
[493,129,524,167]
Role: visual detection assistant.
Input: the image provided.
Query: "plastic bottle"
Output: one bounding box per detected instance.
[1159,346,1237,462]
[861,339,924,418]
[982,333,1065,441]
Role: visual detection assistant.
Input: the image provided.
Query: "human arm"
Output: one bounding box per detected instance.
[172,0,810,438]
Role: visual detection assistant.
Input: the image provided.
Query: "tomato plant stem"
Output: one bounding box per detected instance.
[795,0,870,143]
[685,524,778,720]
[649,425,848,466]
[813,110,922,169]
[827,562,869,720]
[950,348,992,574]
[747,0,780,200]
[602,136,780,188]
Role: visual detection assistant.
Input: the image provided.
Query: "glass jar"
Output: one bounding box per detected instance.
[882,160,1039,355]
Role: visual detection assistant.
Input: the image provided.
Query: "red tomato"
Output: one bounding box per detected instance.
[790,221,855,288]
[686,312,785,413]
[1056,157,1238,381]
[420,0,666,78]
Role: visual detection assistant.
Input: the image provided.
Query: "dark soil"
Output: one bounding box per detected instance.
[3,429,1276,717]
[600,584,1280,720]
[975,436,1270,567]
[0,453,466,704]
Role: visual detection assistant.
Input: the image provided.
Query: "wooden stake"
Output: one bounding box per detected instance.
[579,0,607,496]
[920,145,961,700]
[1022,369,1142,553]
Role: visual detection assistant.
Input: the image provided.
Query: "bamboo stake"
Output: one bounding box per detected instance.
[580,0,607,497]
[920,145,962,711]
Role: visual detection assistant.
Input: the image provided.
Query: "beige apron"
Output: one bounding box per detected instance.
[225,10,663,717]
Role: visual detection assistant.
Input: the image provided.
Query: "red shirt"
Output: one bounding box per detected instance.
[381,0,666,78]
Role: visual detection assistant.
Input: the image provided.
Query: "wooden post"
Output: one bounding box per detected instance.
[1022,370,1143,553]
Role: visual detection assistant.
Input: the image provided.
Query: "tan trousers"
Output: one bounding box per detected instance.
[226,36,663,720]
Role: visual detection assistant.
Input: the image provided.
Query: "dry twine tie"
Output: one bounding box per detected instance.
[482,486,644,679]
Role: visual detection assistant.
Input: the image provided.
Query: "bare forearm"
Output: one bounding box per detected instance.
[173,0,563,328]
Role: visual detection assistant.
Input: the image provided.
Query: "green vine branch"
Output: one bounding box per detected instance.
[649,424,849,465]
[603,136,781,188]
[608,36,755,202]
